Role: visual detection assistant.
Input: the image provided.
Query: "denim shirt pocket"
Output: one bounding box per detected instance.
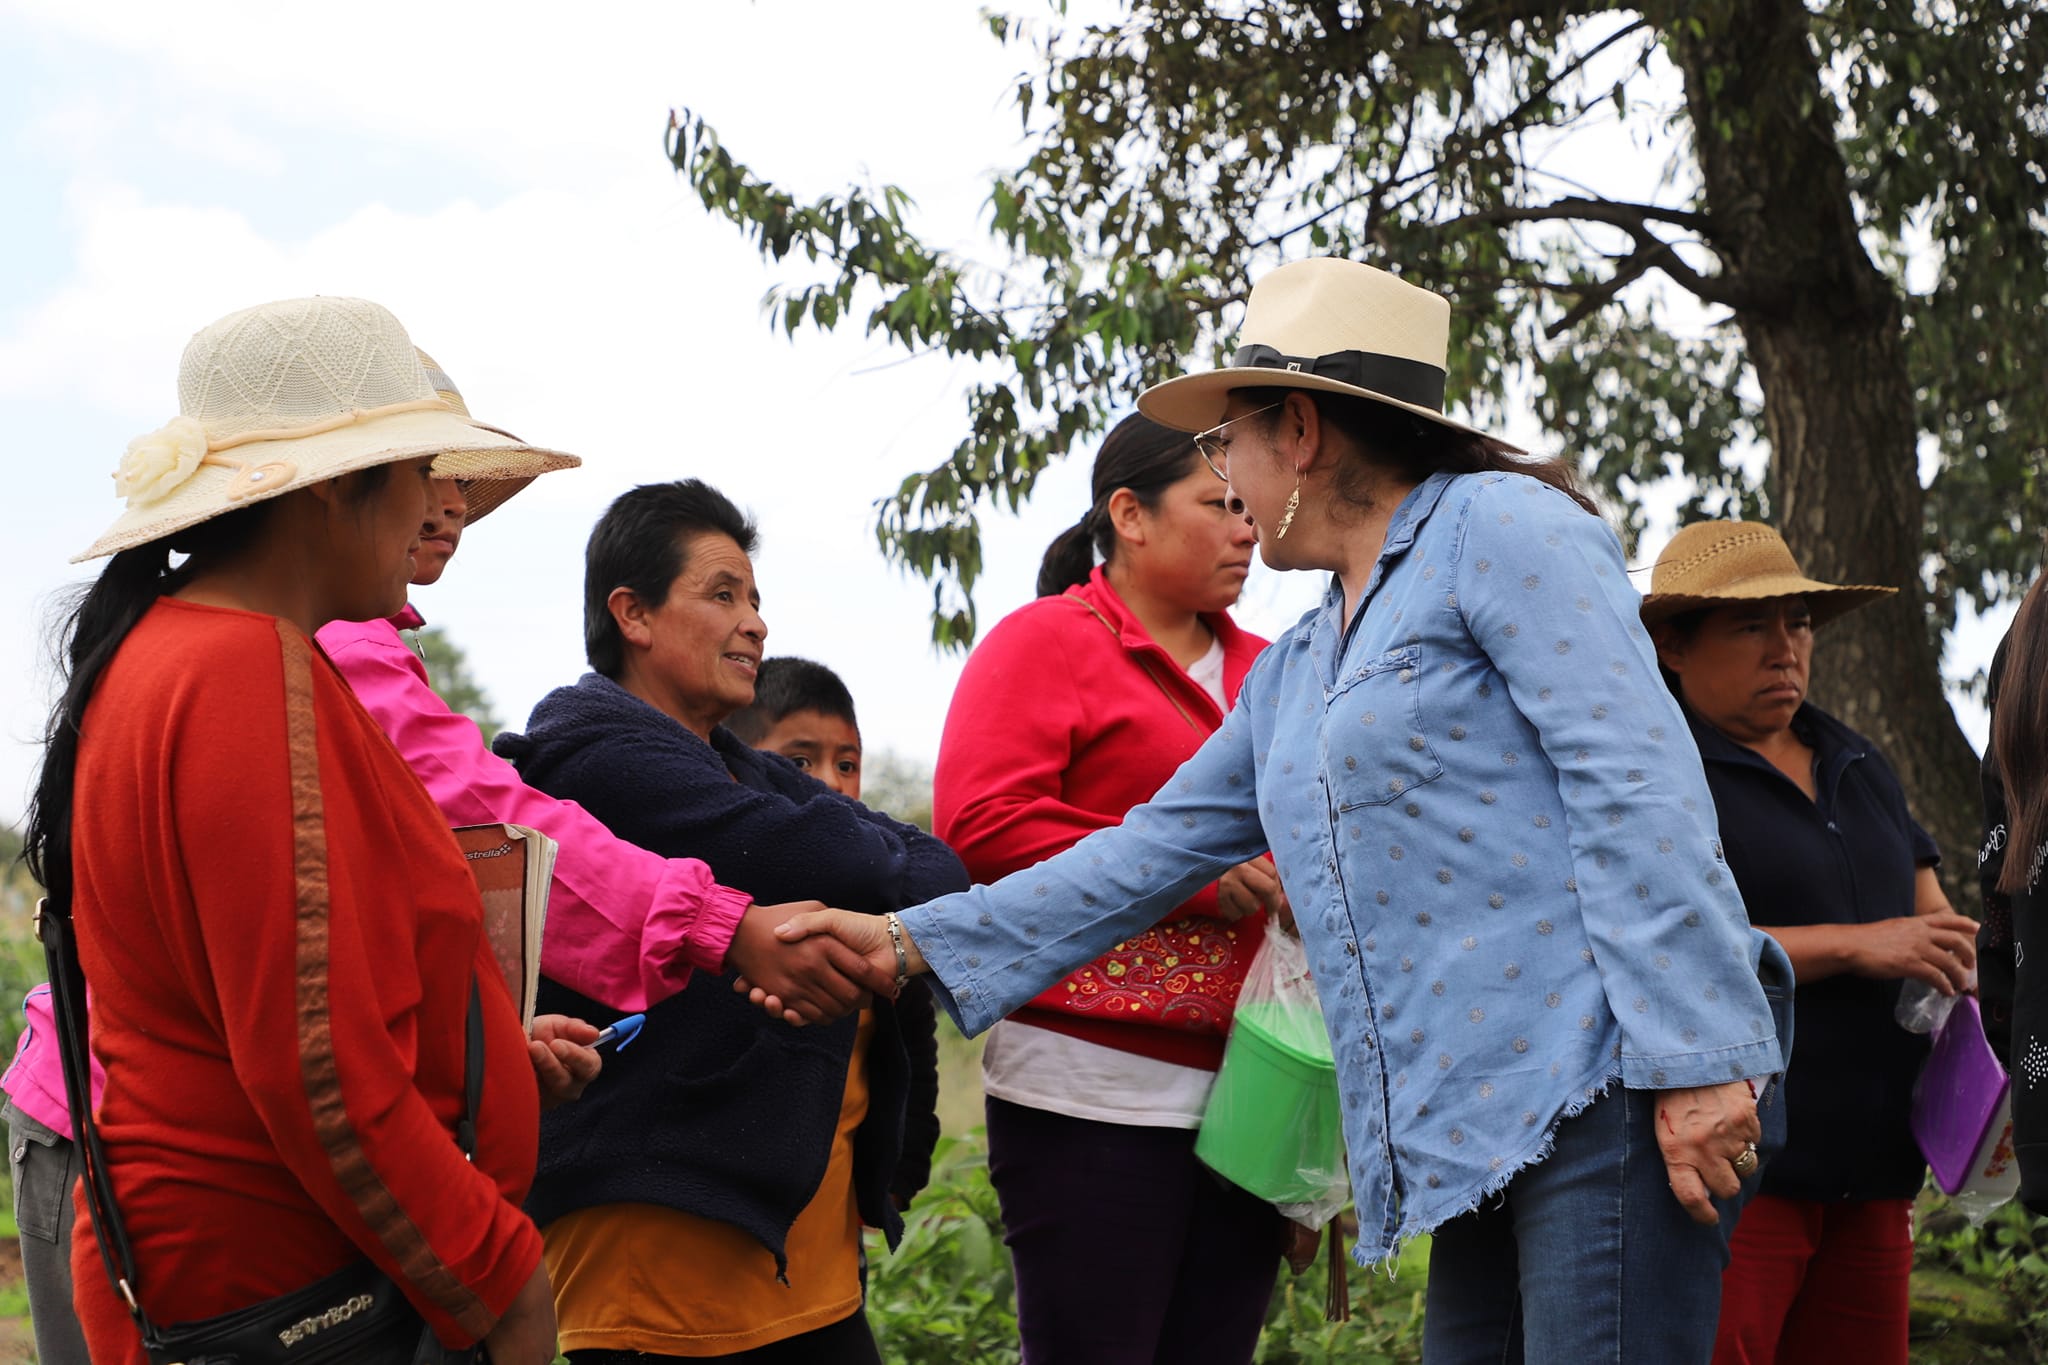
[1325,645,1446,810]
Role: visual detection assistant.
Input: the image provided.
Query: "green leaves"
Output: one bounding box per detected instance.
[864,1133,1022,1364]
[416,626,503,745]
[668,1,2048,646]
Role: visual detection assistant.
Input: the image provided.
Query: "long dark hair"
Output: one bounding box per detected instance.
[1037,413,1203,597]
[23,466,390,901]
[1240,387,1596,516]
[1994,574,2048,894]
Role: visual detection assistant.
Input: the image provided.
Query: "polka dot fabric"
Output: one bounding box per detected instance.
[898,470,1788,1266]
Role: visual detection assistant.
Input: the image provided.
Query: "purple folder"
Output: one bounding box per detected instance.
[1910,995,2011,1195]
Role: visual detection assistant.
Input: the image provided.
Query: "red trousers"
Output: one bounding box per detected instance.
[1712,1193,1914,1365]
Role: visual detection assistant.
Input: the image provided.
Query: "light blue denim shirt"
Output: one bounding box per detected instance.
[901,469,1788,1263]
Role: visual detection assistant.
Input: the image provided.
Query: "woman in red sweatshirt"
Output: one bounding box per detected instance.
[934,412,1286,1365]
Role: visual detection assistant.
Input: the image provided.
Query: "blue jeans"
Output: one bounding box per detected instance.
[1421,965,1793,1364]
[1421,1086,1731,1363]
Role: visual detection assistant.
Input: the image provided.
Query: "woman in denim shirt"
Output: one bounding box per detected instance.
[768,259,1790,1363]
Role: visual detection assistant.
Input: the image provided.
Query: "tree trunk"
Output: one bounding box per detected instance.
[1667,0,1985,903]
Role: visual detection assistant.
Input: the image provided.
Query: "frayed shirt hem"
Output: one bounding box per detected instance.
[1354,1060,1625,1268]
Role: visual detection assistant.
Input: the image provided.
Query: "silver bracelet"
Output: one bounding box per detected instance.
[882,912,911,994]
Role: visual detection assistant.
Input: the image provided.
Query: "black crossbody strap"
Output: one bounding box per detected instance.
[37,895,154,1333]
[457,976,483,1160]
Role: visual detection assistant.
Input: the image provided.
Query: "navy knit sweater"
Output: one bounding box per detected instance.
[494,673,965,1271]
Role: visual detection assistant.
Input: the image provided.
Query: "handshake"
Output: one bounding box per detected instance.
[723,901,925,1025]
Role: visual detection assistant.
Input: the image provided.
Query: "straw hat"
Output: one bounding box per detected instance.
[77,296,580,561]
[409,348,549,525]
[1639,520,1896,629]
[1137,257,1516,448]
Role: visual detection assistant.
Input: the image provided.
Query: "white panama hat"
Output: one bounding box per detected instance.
[77,296,580,561]
[1138,257,1517,449]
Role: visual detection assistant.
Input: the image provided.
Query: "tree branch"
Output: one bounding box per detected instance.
[1457,195,1710,235]
[1543,248,1661,336]
[1464,16,1656,151]
[1449,195,1767,311]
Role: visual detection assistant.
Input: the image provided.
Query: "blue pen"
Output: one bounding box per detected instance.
[592,1013,645,1051]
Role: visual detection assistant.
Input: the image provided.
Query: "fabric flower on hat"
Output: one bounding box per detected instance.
[114,416,210,507]
[113,416,210,507]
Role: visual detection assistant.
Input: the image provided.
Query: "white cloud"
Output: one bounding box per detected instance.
[157,112,285,176]
[0,0,1995,831]
[0,3,1325,824]
[14,90,132,164]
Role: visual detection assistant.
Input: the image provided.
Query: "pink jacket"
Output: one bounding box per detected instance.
[3,606,752,1132]
[2,985,94,1134]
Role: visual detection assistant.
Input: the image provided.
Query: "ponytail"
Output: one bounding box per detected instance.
[1033,413,1203,598]
[1036,513,1100,597]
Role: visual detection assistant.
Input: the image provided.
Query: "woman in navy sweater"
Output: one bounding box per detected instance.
[1642,519,1973,1365]
[497,479,962,1363]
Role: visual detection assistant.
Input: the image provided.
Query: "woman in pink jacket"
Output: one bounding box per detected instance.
[934,412,1286,1365]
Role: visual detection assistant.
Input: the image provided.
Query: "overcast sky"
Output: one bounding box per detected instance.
[0,0,2004,829]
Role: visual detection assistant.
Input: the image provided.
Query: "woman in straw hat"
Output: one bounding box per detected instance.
[20,297,575,1364]
[1643,520,1974,1365]
[762,257,1791,1363]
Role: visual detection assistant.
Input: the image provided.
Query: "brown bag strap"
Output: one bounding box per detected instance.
[1073,598,1204,734]
[1324,1218,1351,1322]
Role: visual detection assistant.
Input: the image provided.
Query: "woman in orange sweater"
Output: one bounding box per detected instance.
[23,297,573,1364]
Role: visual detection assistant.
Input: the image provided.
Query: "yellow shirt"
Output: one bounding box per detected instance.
[545,1012,876,1356]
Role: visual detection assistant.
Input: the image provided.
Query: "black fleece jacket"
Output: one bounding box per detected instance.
[494,672,964,1273]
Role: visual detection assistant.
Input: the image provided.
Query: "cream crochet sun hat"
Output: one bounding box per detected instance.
[1138,256,1516,448]
[77,296,579,560]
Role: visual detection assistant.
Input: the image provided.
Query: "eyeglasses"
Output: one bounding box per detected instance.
[1193,404,1281,483]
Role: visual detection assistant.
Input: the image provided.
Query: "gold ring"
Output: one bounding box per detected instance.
[1732,1144,1759,1178]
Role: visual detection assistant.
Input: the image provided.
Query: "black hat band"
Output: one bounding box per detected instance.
[1230,343,1446,412]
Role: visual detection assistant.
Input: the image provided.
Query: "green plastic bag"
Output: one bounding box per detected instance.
[1195,928,1349,1225]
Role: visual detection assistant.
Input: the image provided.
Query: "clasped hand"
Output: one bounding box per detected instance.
[1654,1080,1762,1225]
[727,900,899,1025]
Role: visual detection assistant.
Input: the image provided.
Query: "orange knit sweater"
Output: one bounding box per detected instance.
[67,599,542,1360]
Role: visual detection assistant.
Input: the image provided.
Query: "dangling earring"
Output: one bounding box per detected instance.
[1273,466,1303,541]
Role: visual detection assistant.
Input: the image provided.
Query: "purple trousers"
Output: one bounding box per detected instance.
[985,1096,1287,1365]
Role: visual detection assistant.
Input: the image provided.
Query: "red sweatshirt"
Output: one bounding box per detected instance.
[68,600,542,1359]
[933,568,1270,1069]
